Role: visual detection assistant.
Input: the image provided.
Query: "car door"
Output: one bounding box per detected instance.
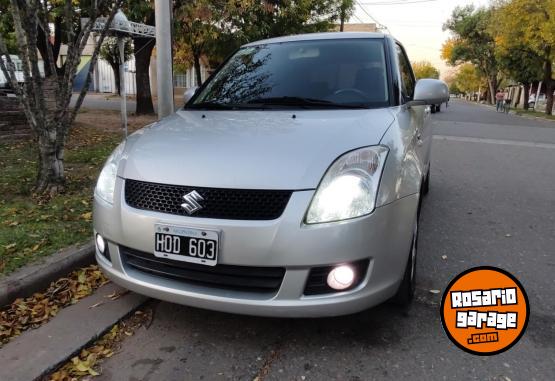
[394,43,431,177]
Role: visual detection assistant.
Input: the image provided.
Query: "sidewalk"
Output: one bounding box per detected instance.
[459,99,555,124]
[70,92,185,112]
[0,282,147,381]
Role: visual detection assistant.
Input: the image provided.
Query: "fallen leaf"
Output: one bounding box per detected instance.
[81,211,92,221]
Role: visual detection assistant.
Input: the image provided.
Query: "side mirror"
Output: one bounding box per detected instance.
[410,79,449,106]
[183,86,199,105]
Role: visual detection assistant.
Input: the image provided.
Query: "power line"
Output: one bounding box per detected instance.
[355,1,390,33]
[352,13,365,23]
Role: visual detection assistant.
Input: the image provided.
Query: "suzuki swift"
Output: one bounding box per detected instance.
[93,32,448,317]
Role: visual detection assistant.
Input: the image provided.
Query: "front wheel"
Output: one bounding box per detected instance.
[392,220,418,306]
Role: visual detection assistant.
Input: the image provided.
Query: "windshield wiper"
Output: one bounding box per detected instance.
[246,96,369,109]
[187,101,236,110]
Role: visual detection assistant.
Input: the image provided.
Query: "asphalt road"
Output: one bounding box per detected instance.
[97,100,555,381]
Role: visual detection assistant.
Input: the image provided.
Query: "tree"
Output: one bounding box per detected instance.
[126,1,155,115]
[442,6,499,104]
[233,0,345,43]
[451,63,484,97]
[338,0,355,31]
[174,0,221,87]
[412,61,440,80]
[492,0,554,114]
[0,0,122,194]
[495,44,542,109]
[173,0,349,85]
[99,37,132,96]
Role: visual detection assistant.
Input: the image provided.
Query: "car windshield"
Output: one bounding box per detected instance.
[188,38,389,110]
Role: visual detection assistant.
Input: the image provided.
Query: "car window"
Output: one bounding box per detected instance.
[190,39,389,109]
[395,44,415,102]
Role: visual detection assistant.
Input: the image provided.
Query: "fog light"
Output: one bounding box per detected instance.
[96,234,106,254]
[327,265,356,290]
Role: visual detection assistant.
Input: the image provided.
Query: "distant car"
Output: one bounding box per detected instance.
[94,32,449,317]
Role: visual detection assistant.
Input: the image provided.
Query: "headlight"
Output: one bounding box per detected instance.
[305,146,388,224]
[95,142,125,204]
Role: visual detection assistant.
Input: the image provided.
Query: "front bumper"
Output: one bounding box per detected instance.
[94,179,419,317]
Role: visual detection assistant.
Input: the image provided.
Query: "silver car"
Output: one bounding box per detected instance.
[93,32,449,317]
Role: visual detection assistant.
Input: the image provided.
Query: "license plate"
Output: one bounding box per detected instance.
[154,224,219,266]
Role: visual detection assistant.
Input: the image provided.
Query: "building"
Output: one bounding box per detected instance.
[334,23,378,32]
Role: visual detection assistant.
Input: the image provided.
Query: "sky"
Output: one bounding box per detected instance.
[350,0,490,79]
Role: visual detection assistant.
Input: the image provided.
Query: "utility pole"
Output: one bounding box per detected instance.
[155,0,174,118]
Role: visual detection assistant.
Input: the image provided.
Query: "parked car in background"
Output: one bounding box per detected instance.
[0,55,25,89]
[1,55,45,90]
[94,32,449,317]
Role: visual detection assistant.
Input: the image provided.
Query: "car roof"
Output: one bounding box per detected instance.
[242,32,388,47]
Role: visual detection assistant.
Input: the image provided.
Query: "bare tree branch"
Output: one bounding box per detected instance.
[69,0,123,125]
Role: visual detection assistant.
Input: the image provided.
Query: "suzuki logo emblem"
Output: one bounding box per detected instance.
[181,190,204,214]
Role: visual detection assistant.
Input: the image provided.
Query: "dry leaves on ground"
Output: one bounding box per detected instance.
[0,265,109,346]
[49,308,153,381]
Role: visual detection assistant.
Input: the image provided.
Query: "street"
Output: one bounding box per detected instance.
[96,100,555,380]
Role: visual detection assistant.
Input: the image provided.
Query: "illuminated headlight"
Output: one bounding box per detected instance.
[95,142,125,204]
[305,146,388,224]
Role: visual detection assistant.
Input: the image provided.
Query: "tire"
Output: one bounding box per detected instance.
[392,220,418,306]
[436,104,441,112]
[430,105,436,114]
[422,166,430,195]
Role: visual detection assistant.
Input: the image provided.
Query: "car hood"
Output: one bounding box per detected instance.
[121,109,394,190]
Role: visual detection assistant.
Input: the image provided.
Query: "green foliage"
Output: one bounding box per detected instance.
[448,63,484,95]
[338,0,355,30]
[99,37,133,67]
[173,0,350,75]
[442,5,499,103]
[124,0,154,24]
[412,61,440,80]
[442,6,497,74]
[0,0,16,54]
[491,0,554,113]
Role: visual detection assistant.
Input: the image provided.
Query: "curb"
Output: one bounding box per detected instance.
[511,111,555,124]
[0,241,95,306]
[0,282,149,381]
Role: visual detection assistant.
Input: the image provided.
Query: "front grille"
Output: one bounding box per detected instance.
[120,246,286,293]
[125,179,292,220]
[304,259,370,296]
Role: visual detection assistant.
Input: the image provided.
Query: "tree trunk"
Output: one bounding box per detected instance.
[194,54,202,87]
[340,13,345,32]
[487,76,497,105]
[523,83,530,110]
[134,37,155,115]
[544,67,554,115]
[34,76,65,195]
[35,131,65,194]
[110,62,121,95]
